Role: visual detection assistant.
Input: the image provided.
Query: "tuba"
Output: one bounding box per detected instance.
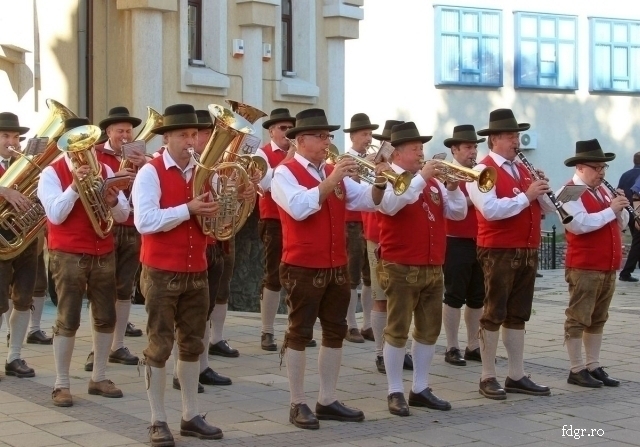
[192,104,254,240]
[325,145,412,196]
[224,100,268,182]
[57,125,114,238]
[119,106,163,171]
[0,99,77,260]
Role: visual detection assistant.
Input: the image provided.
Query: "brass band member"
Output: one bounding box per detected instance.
[91,106,145,368]
[38,117,130,407]
[467,109,554,400]
[442,125,486,366]
[378,122,466,417]
[0,112,38,379]
[132,104,223,444]
[271,108,385,429]
[255,108,296,351]
[343,113,376,344]
[561,139,625,388]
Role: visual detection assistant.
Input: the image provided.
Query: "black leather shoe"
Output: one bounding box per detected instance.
[84,352,94,372]
[360,327,375,341]
[261,333,277,351]
[505,375,551,396]
[199,367,232,386]
[172,377,204,393]
[568,369,603,388]
[180,414,223,440]
[5,359,35,378]
[464,347,482,362]
[125,322,143,337]
[289,403,319,429]
[403,353,413,370]
[208,340,239,357]
[306,338,317,348]
[445,348,467,366]
[619,275,639,282]
[589,367,620,387]
[387,392,410,416]
[315,400,364,422]
[108,347,139,365]
[375,356,386,374]
[408,388,451,411]
[26,330,53,345]
[479,378,506,400]
[149,421,174,447]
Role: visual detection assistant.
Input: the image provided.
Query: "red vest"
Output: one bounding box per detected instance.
[47,158,114,255]
[565,182,622,271]
[476,156,542,248]
[278,159,347,268]
[378,179,447,265]
[95,143,134,226]
[258,143,287,220]
[140,156,207,272]
[362,211,380,243]
[446,182,477,238]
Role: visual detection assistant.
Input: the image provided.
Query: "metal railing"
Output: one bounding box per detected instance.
[539,224,559,270]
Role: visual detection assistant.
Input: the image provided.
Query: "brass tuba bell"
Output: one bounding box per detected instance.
[57,125,114,238]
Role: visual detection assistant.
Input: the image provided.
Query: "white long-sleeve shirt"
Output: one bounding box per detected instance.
[558,174,628,235]
[132,149,196,234]
[467,151,556,220]
[37,155,129,225]
[377,163,467,219]
[254,140,287,193]
[271,152,376,221]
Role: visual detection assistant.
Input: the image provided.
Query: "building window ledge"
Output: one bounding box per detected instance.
[182,65,230,93]
[275,76,319,104]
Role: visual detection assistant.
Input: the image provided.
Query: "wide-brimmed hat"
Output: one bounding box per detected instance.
[262,108,296,129]
[98,106,142,130]
[285,108,340,139]
[564,139,616,167]
[195,109,213,128]
[444,124,486,148]
[390,122,432,147]
[477,108,530,136]
[0,112,29,135]
[343,113,379,133]
[373,120,404,141]
[151,104,210,134]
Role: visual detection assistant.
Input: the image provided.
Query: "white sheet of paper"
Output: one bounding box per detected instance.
[556,184,588,203]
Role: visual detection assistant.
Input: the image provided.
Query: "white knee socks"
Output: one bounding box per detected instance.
[29,296,46,334]
[411,341,435,394]
[383,344,406,395]
[260,288,281,335]
[346,289,358,329]
[286,348,307,405]
[92,331,114,383]
[502,327,526,381]
[583,332,603,371]
[370,310,387,357]
[7,309,29,363]
[53,335,76,389]
[146,365,167,423]
[464,307,483,351]
[479,328,499,380]
[210,303,227,345]
[361,286,373,330]
[318,347,342,405]
[442,304,461,350]
[566,337,585,373]
[111,300,131,352]
[176,360,200,421]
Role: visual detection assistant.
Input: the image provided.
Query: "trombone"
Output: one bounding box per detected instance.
[325,145,412,196]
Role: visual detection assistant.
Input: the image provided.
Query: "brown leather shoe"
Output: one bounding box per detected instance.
[479,377,506,400]
[387,392,410,416]
[289,403,319,429]
[180,414,223,440]
[5,359,35,378]
[444,348,466,366]
[26,330,53,345]
[149,421,174,447]
[504,375,550,396]
[315,400,364,422]
[208,340,239,357]
[108,347,139,365]
[88,379,123,398]
[261,333,277,351]
[360,327,375,341]
[345,328,365,343]
[408,388,451,411]
[125,322,143,337]
[52,388,73,407]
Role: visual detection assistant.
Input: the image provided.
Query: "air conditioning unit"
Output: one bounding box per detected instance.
[520,131,537,150]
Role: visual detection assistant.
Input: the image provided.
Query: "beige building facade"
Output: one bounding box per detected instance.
[346,0,640,229]
[1,0,363,145]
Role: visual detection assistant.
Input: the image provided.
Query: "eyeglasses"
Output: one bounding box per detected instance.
[277,125,294,132]
[301,134,334,141]
[583,163,609,173]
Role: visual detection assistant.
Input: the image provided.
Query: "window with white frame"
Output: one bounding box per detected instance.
[515,13,577,89]
[187,0,202,62]
[590,18,640,92]
[282,0,293,74]
[434,6,502,87]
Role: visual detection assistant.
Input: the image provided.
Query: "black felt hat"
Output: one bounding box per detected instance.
[98,106,142,130]
[262,108,296,129]
[389,122,432,147]
[343,113,379,133]
[0,112,29,134]
[151,104,210,134]
[285,108,340,139]
[477,109,530,136]
[444,124,486,148]
[373,120,404,141]
[564,139,616,167]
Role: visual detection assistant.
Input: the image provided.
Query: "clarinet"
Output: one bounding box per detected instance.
[600,178,640,226]
[514,149,573,224]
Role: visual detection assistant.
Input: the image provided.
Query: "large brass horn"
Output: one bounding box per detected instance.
[57,125,114,238]
[325,145,412,196]
[119,106,163,171]
[224,100,268,180]
[425,159,497,193]
[0,99,77,260]
[192,104,254,240]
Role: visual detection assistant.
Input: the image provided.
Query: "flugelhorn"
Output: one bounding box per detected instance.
[58,125,114,238]
[423,159,497,193]
[325,145,412,196]
[515,149,573,224]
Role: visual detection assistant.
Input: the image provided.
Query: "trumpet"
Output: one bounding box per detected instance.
[325,145,412,196]
[515,149,573,224]
[422,159,497,193]
[601,178,640,227]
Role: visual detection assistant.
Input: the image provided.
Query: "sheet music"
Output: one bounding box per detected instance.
[556,185,588,203]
